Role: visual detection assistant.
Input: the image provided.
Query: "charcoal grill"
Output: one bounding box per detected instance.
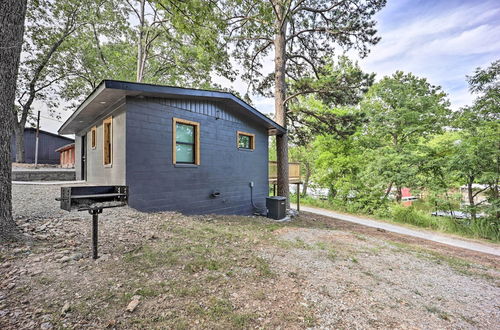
[57,185,128,259]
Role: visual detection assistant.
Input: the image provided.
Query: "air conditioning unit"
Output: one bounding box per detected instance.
[266,196,286,220]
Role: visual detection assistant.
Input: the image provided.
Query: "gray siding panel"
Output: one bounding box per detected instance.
[75,136,82,179]
[82,105,126,185]
[126,96,268,215]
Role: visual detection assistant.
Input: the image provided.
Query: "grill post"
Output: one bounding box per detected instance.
[89,208,103,259]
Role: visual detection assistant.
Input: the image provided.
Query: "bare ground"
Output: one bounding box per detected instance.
[1,185,499,329]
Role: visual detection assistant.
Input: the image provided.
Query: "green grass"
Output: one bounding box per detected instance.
[425,305,451,321]
[299,196,500,242]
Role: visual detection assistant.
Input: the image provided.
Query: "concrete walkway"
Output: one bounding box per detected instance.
[295,204,500,257]
[13,180,85,185]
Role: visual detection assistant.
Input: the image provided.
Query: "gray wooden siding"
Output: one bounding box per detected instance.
[81,105,126,185]
[125,96,269,215]
[150,97,243,123]
[75,136,82,179]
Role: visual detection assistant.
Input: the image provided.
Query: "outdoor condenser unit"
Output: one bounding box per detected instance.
[266,196,286,220]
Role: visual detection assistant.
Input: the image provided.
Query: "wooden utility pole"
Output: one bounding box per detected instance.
[34,110,40,168]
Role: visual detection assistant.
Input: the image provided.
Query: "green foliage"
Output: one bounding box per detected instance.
[356,71,451,201]
[287,58,373,144]
[302,61,499,240]
[18,0,233,117]
[449,60,500,220]
[228,0,386,96]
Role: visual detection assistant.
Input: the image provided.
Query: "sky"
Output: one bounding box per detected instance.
[39,0,500,134]
[237,0,500,116]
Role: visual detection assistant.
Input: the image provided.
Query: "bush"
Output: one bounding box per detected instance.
[390,204,499,241]
[390,205,440,229]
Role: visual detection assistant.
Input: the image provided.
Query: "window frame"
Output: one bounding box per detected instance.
[103,116,113,167]
[237,131,255,151]
[91,126,97,149]
[172,117,200,165]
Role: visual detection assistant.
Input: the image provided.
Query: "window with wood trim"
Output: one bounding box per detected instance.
[173,118,200,165]
[237,131,255,150]
[103,117,112,166]
[91,126,97,149]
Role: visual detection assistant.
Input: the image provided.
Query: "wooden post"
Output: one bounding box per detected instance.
[92,212,98,259]
[273,184,276,196]
[296,183,300,212]
[34,110,40,168]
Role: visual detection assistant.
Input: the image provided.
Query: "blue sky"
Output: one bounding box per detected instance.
[42,0,500,133]
[359,0,500,109]
[249,0,500,114]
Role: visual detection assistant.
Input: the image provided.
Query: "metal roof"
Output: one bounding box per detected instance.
[58,80,286,135]
[23,127,74,141]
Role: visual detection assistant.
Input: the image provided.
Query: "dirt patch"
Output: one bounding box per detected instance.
[266,226,500,329]
[294,211,500,269]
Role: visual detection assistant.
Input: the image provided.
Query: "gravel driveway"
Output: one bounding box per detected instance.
[267,227,500,329]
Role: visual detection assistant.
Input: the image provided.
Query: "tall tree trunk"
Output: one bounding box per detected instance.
[0,0,27,242]
[14,124,25,163]
[383,182,393,200]
[467,176,476,221]
[274,4,289,207]
[301,162,311,198]
[136,0,146,82]
[395,185,402,203]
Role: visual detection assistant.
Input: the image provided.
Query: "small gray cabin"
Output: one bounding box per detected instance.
[58,80,285,215]
[11,127,74,164]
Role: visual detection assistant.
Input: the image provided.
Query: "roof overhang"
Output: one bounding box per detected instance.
[58,80,286,136]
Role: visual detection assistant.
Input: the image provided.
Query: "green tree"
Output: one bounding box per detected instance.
[14,0,88,162]
[61,0,232,96]
[418,132,462,215]
[360,71,451,202]
[451,60,499,221]
[227,0,386,203]
[287,57,373,141]
[313,129,364,201]
[15,0,233,161]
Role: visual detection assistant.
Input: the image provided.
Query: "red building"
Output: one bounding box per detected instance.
[56,143,75,168]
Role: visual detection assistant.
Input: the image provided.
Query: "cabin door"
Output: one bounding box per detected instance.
[81,135,87,180]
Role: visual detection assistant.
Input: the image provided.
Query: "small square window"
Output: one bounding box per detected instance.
[237,131,255,150]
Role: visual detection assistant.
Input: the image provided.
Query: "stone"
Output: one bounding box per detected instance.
[70,253,83,261]
[126,295,141,312]
[96,254,110,263]
[61,302,71,314]
[105,319,116,328]
[59,256,71,263]
[31,270,42,276]
[40,322,53,329]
